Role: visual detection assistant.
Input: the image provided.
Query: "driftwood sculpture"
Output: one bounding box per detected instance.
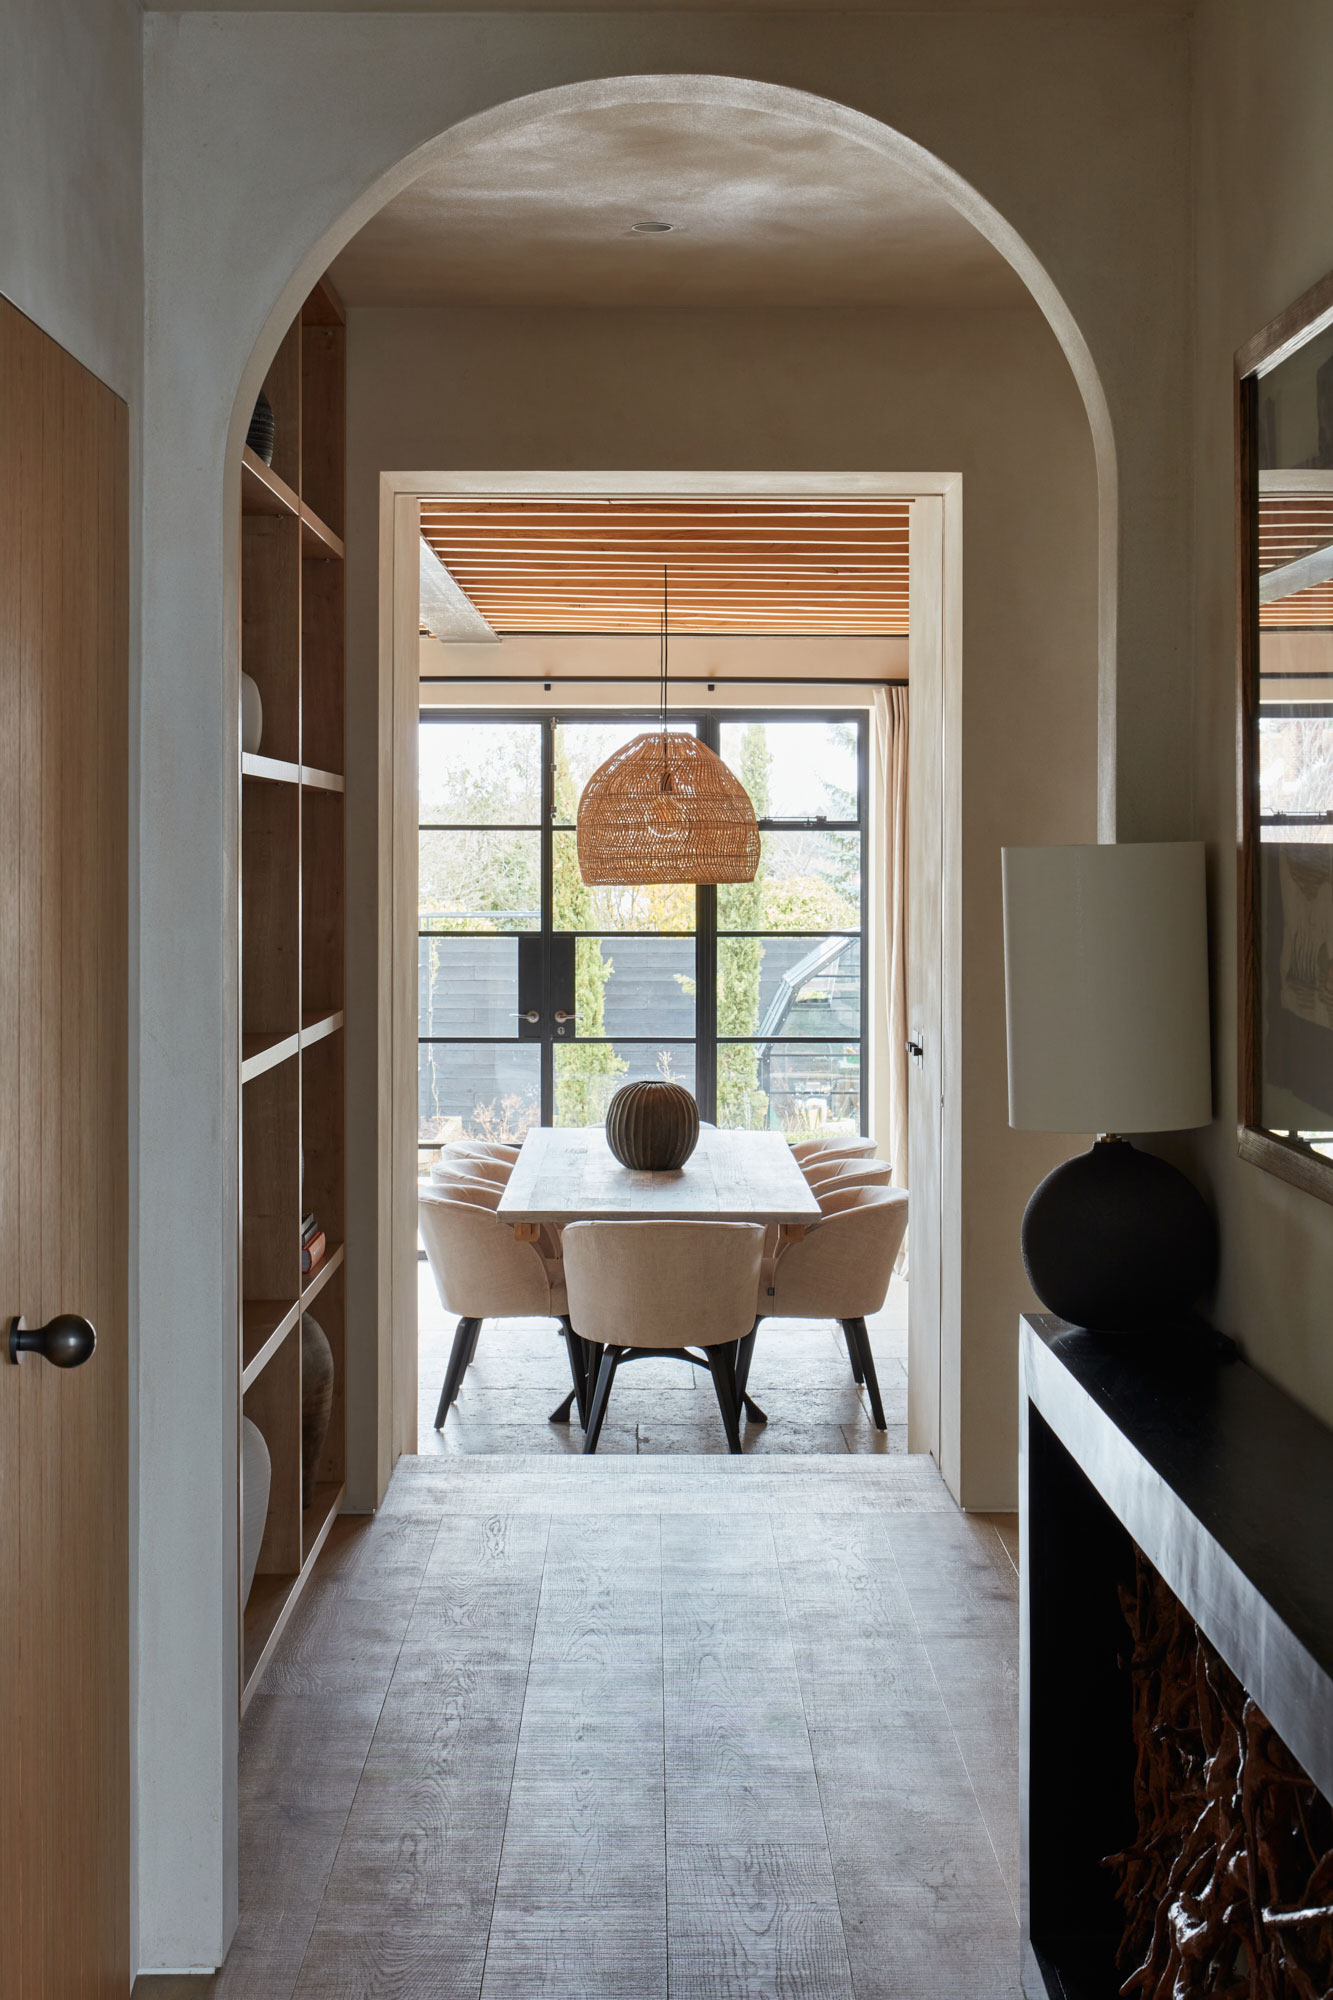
[1105,1552,1333,1999]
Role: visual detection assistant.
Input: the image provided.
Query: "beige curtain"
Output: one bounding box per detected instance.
[871,686,909,1222]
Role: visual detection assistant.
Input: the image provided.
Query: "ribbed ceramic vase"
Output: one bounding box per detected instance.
[300,1312,334,1510]
[604,1079,700,1171]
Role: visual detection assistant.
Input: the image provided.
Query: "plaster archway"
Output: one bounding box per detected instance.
[138,47,1116,1973]
[227,74,1116,678]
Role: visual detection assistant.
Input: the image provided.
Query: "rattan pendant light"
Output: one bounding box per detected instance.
[576,573,761,886]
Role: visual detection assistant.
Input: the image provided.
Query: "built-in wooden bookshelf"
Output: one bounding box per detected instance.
[237,278,346,1710]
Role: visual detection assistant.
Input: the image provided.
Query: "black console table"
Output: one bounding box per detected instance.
[1019,1314,1333,2000]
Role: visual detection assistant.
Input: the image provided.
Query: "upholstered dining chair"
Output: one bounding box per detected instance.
[806,1160,894,1206]
[418,1186,590,1430]
[433,1150,510,1188]
[441,1139,520,1167]
[562,1220,766,1455]
[751,1185,908,1432]
[791,1136,878,1168]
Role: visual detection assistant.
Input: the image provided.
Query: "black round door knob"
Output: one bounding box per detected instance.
[8,1314,97,1367]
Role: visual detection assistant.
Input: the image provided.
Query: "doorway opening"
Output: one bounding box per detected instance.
[414,703,897,1454]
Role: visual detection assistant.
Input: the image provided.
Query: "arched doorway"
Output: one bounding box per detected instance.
[136,50,1120,1971]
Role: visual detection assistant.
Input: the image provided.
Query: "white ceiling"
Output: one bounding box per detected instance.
[330,96,1029,310]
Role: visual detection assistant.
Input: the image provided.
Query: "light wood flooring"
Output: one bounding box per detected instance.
[135,1454,1020,1999]
[417,1264,910,1456]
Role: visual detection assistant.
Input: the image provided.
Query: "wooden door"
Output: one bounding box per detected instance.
[906,496,944,1463]
[0,298,130,1993]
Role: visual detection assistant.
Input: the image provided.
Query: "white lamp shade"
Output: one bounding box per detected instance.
[1002,842,1212,1134]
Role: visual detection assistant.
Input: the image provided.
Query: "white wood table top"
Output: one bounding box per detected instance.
[497,1126,821,1232]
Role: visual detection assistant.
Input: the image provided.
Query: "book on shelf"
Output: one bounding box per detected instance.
[301,1230,326,1274]
[300,1211,318,1246]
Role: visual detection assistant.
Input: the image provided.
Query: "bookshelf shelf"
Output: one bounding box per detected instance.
[241,1030,299,1085]
[237,275,346,1711]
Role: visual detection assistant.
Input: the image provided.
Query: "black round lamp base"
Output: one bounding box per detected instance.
[1021,1139,1217,1332]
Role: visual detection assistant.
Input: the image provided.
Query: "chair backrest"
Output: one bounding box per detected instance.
[803,1150,885,1186]
[562,1220,765,1351]
[791,1136,877,1165]
[418,1186,553,1318]
[810,1162,893,1203]
[430,1166,503,1207]
[767,1185,908,1319]
[435,1150,510,1186]
[442,1139,520,1165]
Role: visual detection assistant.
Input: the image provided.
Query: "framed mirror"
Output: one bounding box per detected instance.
[1238,268,1333,1201]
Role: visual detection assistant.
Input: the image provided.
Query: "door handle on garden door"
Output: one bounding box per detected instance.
[553,1012,578,1026]
[8,1314,97,1367]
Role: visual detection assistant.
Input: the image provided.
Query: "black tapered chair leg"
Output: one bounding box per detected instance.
[582,1346,619,1454]
[842,1319,865,1385]
[735,1326,767,1425]
[848,1315,887,1431]
[705,1344,745,1455]
[434,1315,481,1429]
[563,1316,591,1426]
[551,1317,589,1426]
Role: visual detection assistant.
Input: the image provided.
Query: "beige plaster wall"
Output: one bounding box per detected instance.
[1188,0,1333,1427]
[0,0,142,398]
[345,302,1099,1510]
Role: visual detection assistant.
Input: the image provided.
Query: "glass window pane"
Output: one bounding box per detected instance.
[419,936,520,1038]
[716,1040,860,1137]
[418,1041,540,1148]
[553,720,698,825]
[719,719,859,823]
[420,829,540,932]
[575,936,696,1041]
[554,1041,696,1127]
[552,831,695,932]
[1259,711,1333,841]
[717,831,860,932]
[419,720,542,825]
[719,936,860,1040]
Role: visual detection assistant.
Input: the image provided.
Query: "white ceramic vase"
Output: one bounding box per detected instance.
[240,1416,271,1607]
[240,672,264,755]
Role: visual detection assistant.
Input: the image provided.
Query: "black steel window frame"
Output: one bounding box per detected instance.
[1257,701,1333,828]
[418,708,869,1137]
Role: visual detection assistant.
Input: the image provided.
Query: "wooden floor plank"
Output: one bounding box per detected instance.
[205,1450,1019,1996]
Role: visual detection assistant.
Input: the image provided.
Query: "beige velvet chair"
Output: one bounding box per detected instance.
[433,1151,510,1188]
[418,1186,588,1430]
[807,1161,894,1206]
[442,1139,520,1167]
[792,1136,878,1168]
[562,1220,765,1454]
[753,1185,908,1432]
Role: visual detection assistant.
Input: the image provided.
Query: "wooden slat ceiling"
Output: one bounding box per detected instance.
[418,497,911,634]
[1260,492,1333,628]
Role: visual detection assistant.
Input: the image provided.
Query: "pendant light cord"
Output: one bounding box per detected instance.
[660,565,671,791]
[660,566,669,732]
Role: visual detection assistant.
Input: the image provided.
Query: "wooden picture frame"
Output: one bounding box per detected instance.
[1237,265,1333,1205]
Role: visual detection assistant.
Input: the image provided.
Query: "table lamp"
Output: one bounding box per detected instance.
[1002,841,1216,1331]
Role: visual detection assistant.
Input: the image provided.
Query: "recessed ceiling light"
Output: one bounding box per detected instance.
[630,221,676,234]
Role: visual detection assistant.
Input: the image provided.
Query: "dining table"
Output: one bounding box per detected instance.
[496,1125,823,1429]
[496,1124,822,1240]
